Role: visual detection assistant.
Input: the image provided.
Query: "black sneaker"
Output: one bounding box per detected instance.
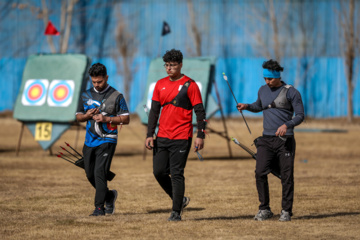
[90,207,105,216]
[105,190,118,215]
[168,211,181,221]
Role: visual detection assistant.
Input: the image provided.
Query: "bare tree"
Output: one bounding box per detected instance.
[339,0,359,122]
[241,0,326,117]
[60,0,77,53]
[14,0,78,53]
[186,0,202,56]
[114,8,137,104]
[59,0,67,52]
[268,0,281,60]
[244,0,290,61]
[4,3,43,58]
[39,0,78,53]
[285,0,325,115]
[41,0,56,53]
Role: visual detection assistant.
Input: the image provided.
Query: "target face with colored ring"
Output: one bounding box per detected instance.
[21,79,49,106]
[47,80,75,107]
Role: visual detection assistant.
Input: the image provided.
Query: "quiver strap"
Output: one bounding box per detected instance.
[264,85,293,111]
[99,91,121,115]
[162,80,193,110]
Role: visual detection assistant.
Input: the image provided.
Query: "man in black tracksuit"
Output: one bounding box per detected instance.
[76,63,130,216]
[237,59,304,222]
[145,49,206,221]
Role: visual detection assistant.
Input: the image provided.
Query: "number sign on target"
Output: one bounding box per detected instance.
[34,122,52,141]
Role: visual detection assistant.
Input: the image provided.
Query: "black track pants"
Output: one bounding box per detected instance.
[153,137,192,212]
[255,136,296,213]
[83,143,116,208]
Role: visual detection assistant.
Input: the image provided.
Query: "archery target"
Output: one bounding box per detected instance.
[47,80,75,107]
[146,82,156,110]
[22,79,49,106]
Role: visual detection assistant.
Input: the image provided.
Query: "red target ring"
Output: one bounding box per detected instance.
[53,85,69,101]
[28,84,43,101]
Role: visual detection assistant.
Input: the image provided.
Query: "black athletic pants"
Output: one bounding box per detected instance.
[83,143,116,208]
[255,135,296,214]
[153,137,192,213]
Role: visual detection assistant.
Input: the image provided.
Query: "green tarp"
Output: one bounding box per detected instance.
[13,54,90,122]
[13,54,90,150]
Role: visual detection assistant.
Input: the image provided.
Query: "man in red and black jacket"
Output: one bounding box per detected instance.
[145,49,206,221]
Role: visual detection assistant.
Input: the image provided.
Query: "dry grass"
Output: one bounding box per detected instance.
[0,116,360,239]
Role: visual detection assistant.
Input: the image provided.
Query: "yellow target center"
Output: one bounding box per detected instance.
[55,88,66,98]
[30,87,40,98]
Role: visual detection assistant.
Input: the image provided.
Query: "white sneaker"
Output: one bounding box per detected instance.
[254,209,274,221]
[279,210,291,222]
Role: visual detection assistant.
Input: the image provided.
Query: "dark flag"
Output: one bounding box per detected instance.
[44,21,60,35]
[161,21,171,36]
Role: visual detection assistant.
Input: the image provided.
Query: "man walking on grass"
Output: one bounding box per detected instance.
[145,49,206,221]
[76,63,130,216]
[237,59,304,222]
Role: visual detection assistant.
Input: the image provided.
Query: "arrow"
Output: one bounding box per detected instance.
[231,137,281,179]
[65,142,83,158]
[222,72,252,135]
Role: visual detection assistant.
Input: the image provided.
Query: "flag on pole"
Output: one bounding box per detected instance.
[44,21,60,35]
[161,21,171,36]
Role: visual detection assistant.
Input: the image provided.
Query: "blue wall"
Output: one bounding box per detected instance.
[3,56,358,118]
[1,0,359,117]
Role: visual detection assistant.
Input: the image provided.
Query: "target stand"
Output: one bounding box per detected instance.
[13,54,91,155]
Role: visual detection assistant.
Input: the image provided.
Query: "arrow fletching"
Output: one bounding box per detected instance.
[222,72,228,81]
[231,137,256,159]
[232,137,240,145]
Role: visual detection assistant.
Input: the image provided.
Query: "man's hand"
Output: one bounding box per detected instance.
[86,108,99,118]
[194,138,204,152]
[236,103,248,112]
[275,124,287,136]
[145,137,154,150]
[93,113,106,122]
[77,108,99,122]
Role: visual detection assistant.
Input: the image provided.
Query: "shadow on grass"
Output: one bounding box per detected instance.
[147,207,205,214]
[114,151,143,157]
[193,212,360,221]
[188,156,253,161]
[193,215,254,221]
[0,148,15,153]
[294,211,360,220]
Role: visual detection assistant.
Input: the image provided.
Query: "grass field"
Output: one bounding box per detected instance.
[1,116,359,239]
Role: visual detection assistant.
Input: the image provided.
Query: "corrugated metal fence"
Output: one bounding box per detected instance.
[1,0,359,117]
[2,56,358,118]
